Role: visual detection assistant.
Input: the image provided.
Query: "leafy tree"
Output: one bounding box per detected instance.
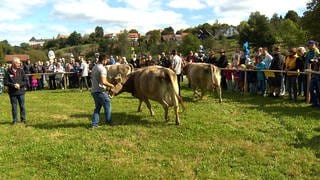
[128,29,138,33]
[20,43,30,50]
[161,26,174,35]
[116,30,130,57]
[270,13,282,27]
[277,19,307,48]
[95,26,104,38]
[0,40,13,56]
[67,31,82,46]
[146,30,161,45]
[98,38,111,54]
[285,10,300,23]
[26,49,47,62]
[0,43,4,63]
[178,34,201,55]
[43,39,59,50]
[202,37,217,50]
[302,0,320,41]
[246,12,276,49]
[237,21,251,45]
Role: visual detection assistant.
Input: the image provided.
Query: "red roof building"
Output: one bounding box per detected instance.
[5,54,30,62]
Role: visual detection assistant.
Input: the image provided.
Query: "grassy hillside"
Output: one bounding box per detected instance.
[0,82,319,178]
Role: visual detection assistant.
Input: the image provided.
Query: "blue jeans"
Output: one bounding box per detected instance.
[9,94,26,123]
[258,80,266,95]
[91,92,112,126]
[310,77,320,106]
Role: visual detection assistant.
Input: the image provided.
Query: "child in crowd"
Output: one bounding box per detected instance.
[255,55,267,96]
[31,75,38,91]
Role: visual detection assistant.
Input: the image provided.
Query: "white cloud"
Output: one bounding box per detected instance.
[0,0,309,45]
[0,0,47,21]
[0,23,34,32]
[52,0,188,33]
[117,0,161,10]
[47,25,70,35]
[167,0,206,10]
[205,0,309,25]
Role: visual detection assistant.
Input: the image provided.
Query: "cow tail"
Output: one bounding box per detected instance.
[168,72,185,111]
[211,65,222,102]
[176,92,185,111]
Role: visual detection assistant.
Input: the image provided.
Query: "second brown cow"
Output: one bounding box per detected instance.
[184,63,222,102]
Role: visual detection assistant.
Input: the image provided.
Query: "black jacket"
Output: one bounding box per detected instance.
[270,53,284,70]
[217,55,228,68]
[4,68,28,96]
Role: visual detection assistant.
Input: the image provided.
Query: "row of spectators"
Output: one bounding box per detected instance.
[0,40,319,106]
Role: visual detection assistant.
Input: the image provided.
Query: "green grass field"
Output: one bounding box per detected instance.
[0,83,319,179]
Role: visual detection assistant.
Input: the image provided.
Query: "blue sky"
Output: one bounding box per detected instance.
[0,0,308,45]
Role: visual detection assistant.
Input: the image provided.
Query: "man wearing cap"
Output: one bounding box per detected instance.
[269,46,284,97]
[217,49,228,90]
[4,57,28,125]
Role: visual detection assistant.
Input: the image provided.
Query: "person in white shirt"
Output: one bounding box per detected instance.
[171,49,183,95]
[55,62,65,89]
[91,53,115,128]
[79,57,89,91]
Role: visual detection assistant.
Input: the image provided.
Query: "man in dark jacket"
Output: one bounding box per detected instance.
[217,49,228,90]
[4,57,28,125]
[269,47,284,97]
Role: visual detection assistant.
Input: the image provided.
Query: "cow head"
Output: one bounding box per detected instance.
[109,72,135,96]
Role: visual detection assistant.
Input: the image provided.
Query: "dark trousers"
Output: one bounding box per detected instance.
[310,77,320,106]
[287,76,297,100]
[10,94,26,123]
[49,75,56,89]
[177,74,182,96]
[298,75,306,96]
[220,70,227,90]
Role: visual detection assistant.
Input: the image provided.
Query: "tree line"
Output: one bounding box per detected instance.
[0,0,319,63]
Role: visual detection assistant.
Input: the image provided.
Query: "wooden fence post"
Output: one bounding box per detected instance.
[306,64,312,103]
[63,73,67,90]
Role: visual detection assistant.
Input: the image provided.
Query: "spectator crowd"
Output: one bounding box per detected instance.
[0,40,319,106]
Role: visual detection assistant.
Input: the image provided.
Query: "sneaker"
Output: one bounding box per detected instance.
[11,121,17,125]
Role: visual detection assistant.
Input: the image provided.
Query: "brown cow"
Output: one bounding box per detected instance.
[110,66,183,125]
[184,63,222,102]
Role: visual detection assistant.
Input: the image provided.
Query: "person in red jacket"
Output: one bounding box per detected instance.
[4,57,28,125]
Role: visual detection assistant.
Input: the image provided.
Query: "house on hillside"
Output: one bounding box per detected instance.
[215,26,239,38]
[5,54,30,63]
[57,34,69,39]
[28,37,48,48]
[104,33,116,39]
[161,34,175,41]
[175,32,189,42]
[128,33,140,41]
[224,26,239,37]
